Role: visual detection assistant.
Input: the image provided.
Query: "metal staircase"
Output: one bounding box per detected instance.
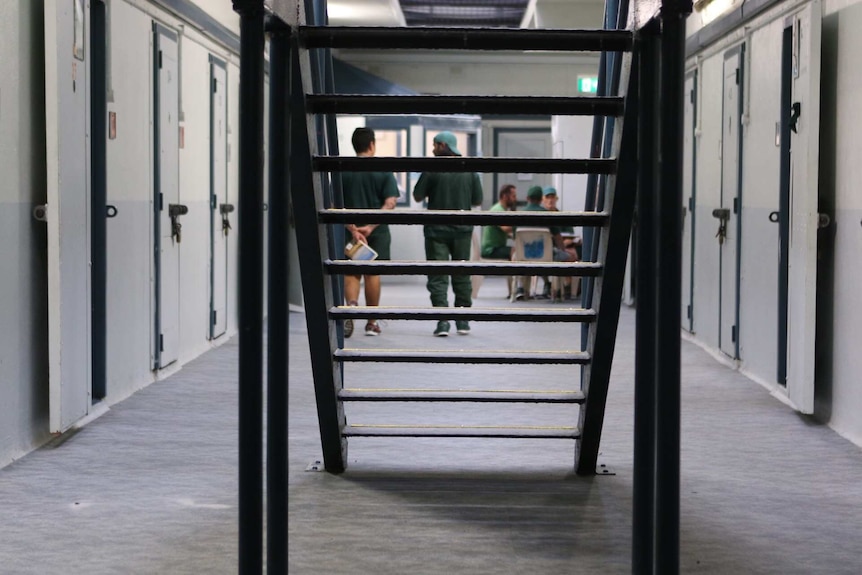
[289,22,638,476]
[233,0,691,571]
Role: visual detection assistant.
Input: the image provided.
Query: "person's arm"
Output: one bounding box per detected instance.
[357,196,397,235]
[346,224,368,244]
[552,233,566,250]
[412,174,428,203]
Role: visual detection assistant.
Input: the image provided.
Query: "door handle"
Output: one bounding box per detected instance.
[712,208,730,245]
[33,204,48,222]
[790,102,801,133]
[168,204,188,243]
[220,203,234,236]
[769,211,780,223]
[711,208,730,220]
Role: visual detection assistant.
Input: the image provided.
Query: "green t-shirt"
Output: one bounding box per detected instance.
[481,202,509,253]
[341,171,400,238]
[521,202,562,236]
[412,172,483,238]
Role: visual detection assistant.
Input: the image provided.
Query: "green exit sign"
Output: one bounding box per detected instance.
[578,76,598,93]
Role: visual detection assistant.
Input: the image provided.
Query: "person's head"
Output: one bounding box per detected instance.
[542,186,558,210]
[432,131,462,156]
[526,185,543,204]
[498,184,517,209]
[352,127,376,156]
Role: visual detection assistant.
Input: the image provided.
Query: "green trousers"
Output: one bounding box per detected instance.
[424,234,472,308]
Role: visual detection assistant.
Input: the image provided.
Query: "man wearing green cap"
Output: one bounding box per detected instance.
[412,131,483,337]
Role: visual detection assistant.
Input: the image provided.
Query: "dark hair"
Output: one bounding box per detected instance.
[352,127,375,154]
[498,184,516,197]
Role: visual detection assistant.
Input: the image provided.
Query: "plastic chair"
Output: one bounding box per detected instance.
[511,227,558,301]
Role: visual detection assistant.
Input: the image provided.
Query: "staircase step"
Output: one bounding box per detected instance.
[306,95,624,116]
[343,424,581,439]
[325,260,603,277]
[331,306,595,323]
[319,208,609,227]
[314,156,616,174]
[299,26,633,52]
[339,388,586,403]
[335,349,591,364]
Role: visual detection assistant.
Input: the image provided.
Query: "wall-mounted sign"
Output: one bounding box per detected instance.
[578,76,598,94]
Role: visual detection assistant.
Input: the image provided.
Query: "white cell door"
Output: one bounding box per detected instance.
[155,26,180,368]
[44,0,92,432]
[786,3,821,414]
[682,71,697,332]
[719,48,743,358]
[210,59,228,339]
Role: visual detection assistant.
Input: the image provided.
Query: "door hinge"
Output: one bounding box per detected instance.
[160,333,164,352]
[731,325,737,343]
[212,310,217,326]
[690,89,695,104]
[687,305,692,319]
[689,196,695,211]
[735,68,740,85]
[733,197,739,214]
[212,77,217,93]
[159,50,163,69]
[159,193,164,211]
[211,194,217,210]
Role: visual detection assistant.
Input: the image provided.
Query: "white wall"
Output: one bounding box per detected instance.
[820,1,862,445]
[551,115,594,233]
[0,0,50,466]
[686,0,862,446]
[335,51,600,98]
[102,1,242,408]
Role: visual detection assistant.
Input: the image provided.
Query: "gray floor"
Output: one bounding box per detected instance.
[1,278,861,574]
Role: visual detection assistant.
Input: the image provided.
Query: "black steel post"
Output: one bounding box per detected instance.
[91,0,107,401]
[266,18,290,575]
[632,24,659,575]
[233,1,265,573]
[655,1,690,571]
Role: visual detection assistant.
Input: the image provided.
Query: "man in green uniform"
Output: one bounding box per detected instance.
[412,131,483,336]
[342,127,400,337]
[481,184,518,259]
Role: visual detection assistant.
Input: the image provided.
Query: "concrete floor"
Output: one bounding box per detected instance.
[1,277,861,574]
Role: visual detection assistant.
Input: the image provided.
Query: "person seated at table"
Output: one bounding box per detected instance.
[481,184,518,259]
[539,186,579,300]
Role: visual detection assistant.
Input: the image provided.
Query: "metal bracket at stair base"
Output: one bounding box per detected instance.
[305,460,324,472]
[597,463,616,476]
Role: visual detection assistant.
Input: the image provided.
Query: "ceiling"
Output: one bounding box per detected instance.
[326,0,603,29]
[399,0,530,27]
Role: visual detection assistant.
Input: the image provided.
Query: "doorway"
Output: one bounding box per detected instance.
[682,70,697,333]
[210,56,229,340]
[153,24,180,369]
[719,46,744,358]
